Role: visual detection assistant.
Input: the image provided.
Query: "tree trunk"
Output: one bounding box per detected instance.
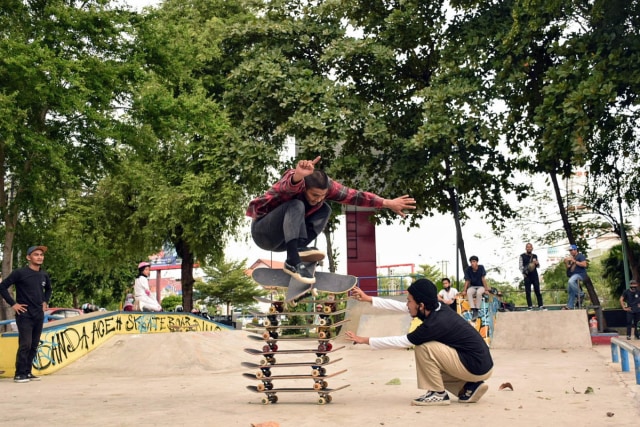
[323,227,336,273]
[175,237,195,313]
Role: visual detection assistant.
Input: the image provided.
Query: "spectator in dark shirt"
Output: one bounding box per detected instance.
[247,156,416,283]
[620,279,640,340]
[462,256,490,321]
[0,245,52,383]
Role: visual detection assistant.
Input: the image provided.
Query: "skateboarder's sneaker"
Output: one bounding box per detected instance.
[458,381,488,403]
[14,375,29,383]
[411,390,450,406]
[26,373,40,381]
[284,261,316,285]
[298,247,325,263]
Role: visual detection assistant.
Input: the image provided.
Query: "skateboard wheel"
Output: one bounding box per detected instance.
[261,397,270,405]
[262,345,272,353]
[317,343,327,352]
[259,358,269,366]
[315,357,324,364]
[268,306,278,314]
[325,343,333,351]
[311,369,321,377]
[313,382,323,390]
[256,371,265,379]
[319,367,326,376]
[318,319,327,326]
[265,382,273,390]
[270,343,278,352]
[322,356,329,364]
[262,332,270,340]
[318,397,327,405]
[323,306,332,314]
[321,380,328,389]
[270,395,278,403]
[257,383,266,392]
[263,319,271,327]
[326,394,332,403]
[318,331,327,339]
[267,356,276,364]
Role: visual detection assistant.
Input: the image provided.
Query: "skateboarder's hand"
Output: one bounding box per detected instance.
[382,195,416,217]
[351,287,372,303]
[296,156,320,178]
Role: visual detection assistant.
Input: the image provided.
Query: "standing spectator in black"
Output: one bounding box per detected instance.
[620,279,640,340]
[519,243,544,310]
[0,245,52,383]
[462,256,489,321]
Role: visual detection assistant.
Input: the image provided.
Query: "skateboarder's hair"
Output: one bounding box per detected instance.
[408,279,438,311]
[304,170,329,190]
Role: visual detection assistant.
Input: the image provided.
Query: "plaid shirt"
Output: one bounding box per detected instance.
[247,169,384,220]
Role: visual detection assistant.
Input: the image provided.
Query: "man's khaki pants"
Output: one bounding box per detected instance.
[414,341,492,394]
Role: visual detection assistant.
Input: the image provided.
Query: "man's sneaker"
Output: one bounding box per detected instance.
[411,390,450,406]
[26,373,40,381]
[458,381,488,403]
[298,247,325,263]
[284,261,315,285]
[14,375,29,383]
[527,307,533,311]
[627,336,632,340]
[539,306,547,311]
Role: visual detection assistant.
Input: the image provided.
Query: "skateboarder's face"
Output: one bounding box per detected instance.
[304,187,328,206]
[406,293,422,318]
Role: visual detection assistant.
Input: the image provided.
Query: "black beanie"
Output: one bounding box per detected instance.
[407,279,438,311]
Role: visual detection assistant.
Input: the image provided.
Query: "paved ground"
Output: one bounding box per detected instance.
[1,305,639,427]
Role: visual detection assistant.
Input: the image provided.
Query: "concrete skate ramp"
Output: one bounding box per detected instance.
[491,310,592,349]
[338,296,410,345]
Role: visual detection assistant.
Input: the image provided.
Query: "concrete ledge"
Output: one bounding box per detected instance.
[491,309,592,349]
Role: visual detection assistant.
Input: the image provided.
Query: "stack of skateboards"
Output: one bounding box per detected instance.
[243,297,350,404]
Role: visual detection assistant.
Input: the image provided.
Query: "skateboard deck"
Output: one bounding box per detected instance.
[249,308,346,317]
[244,345,345,357]
[241,358,343,371]
[246,318,349,331]
[243,368,347,382]
[248,334,332,343]
[252,268,357,300]
[244,345,345,365]
[246,384,350,404]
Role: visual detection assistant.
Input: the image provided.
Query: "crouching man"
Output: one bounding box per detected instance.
[346,279,493,406]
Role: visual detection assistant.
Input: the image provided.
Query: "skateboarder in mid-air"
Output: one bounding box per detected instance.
[247,156,416,284]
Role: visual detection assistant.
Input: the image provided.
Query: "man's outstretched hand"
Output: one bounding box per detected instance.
[383,195,416,217]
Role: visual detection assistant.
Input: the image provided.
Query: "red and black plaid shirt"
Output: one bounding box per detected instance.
[247,169,384,220]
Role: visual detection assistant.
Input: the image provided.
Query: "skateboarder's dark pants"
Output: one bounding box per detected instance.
[251,200,331,253]
[15,309,44,376]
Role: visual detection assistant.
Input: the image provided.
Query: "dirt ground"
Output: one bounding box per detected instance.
[1,330,639,427]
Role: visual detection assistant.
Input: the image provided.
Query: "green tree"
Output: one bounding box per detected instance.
[0,1,138,321]
[197,259,266,315]
[602,241,640,300]
[118,0,270,311]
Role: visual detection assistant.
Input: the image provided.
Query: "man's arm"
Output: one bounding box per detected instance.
[519,254,525,275]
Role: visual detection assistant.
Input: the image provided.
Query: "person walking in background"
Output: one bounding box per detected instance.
[246,156,416,284]
[620,279,640,340]
[0,245,52,383]
[462,256,489,321]
[519,243,544,310]
[346,280,493,406]
[438,278,458,312]
[563,244,588,310]
[133,262,162,312]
